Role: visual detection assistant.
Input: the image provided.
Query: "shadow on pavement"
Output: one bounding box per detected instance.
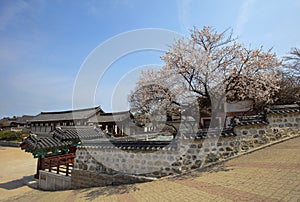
[78,164,235,201]
[171,163,234,181]
[0,175,35,190]
[207,164,233,173]
[81,184,140,201]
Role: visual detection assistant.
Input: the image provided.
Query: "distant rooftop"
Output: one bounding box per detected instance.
[30,106,104,122]
[88,111,132,123]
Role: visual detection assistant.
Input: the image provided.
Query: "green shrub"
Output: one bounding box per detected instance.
[0,130,27,142]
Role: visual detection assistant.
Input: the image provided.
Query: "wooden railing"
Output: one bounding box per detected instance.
[35,153,76,178]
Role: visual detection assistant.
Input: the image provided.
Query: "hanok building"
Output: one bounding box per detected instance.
[199,100,255,129]
[28,106,104,136]
[0,115,34,132]
[88,111,135,136]
[0,117,13,130]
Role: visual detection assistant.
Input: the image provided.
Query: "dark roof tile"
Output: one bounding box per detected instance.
[29,106,103,122]
[265,103,300,114]
[20,135,73,151]
[196,128,236,139]
[231,115,268,127]
[21,126,105,151]
[88,111,132,123]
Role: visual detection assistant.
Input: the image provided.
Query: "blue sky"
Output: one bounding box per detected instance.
[0,0,299,118]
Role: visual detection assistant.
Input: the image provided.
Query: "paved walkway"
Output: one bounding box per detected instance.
[1,136,300,202]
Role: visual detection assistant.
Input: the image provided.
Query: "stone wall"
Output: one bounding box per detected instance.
[71,112,300,189]
[39,170,71,190]
[267,112,299,128]
[0,141,21,147]
[234,112,300,152]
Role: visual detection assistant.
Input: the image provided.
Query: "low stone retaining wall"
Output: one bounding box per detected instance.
[267,112,300,128]
[39,170,71,190]
[0,141,21,147]
[71,112,300,188]
[235,112,300,152]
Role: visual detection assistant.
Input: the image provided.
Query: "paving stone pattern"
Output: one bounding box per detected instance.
[1,136,300,201]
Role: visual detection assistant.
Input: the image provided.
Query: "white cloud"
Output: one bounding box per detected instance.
[0,0,29,31]
[86,0,132,18]
[235,0,256,36]
[177,0,193,33]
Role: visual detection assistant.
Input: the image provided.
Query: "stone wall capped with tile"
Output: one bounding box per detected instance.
[71,112,300,188]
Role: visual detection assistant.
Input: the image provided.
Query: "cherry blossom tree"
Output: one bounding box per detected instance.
[275,48,300,104]
[129,68,191,133]
[283,47,300,83]
[161,26,281,110]
[130,26,281,129]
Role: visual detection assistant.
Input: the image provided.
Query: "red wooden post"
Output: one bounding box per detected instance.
[57,159,60,174]
[35,158,41,179]
[66,157,69,176]
[49,159,52,172]
[35,157,46,179]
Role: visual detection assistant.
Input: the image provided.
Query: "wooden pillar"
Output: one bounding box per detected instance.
[57,159,59,174]
[35,158,41,179]
[49,160,52,172]
[66,163,69,176]
[114,124,118,134]
[35,157,44,179]
[69,146,76,153]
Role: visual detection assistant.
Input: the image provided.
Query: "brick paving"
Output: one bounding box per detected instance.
[1,136,300,201]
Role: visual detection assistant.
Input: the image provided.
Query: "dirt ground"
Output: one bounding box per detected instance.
[0,146,37,201]
[1,136,299,201]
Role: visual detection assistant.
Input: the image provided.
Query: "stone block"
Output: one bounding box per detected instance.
[183,159,192,165]
[242,130,248,135]
[241,145,249,151]
[226,147,233,151]
[171,162,181,167]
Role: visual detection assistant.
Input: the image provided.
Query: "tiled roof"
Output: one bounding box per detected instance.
[29,106,103,122]
[0,118,12,127]
[0,115,34,127]
[79,140,176,151]
[231,115,268,126]
[265,103,300,114]
[20,135,73,151]
[20,126,105,151]
[11,115,34,124]
[88,111,132,123]
[195,128,236,139]
[52,126,105,141]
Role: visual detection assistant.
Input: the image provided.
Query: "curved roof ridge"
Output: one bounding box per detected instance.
[40,106,102,114]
